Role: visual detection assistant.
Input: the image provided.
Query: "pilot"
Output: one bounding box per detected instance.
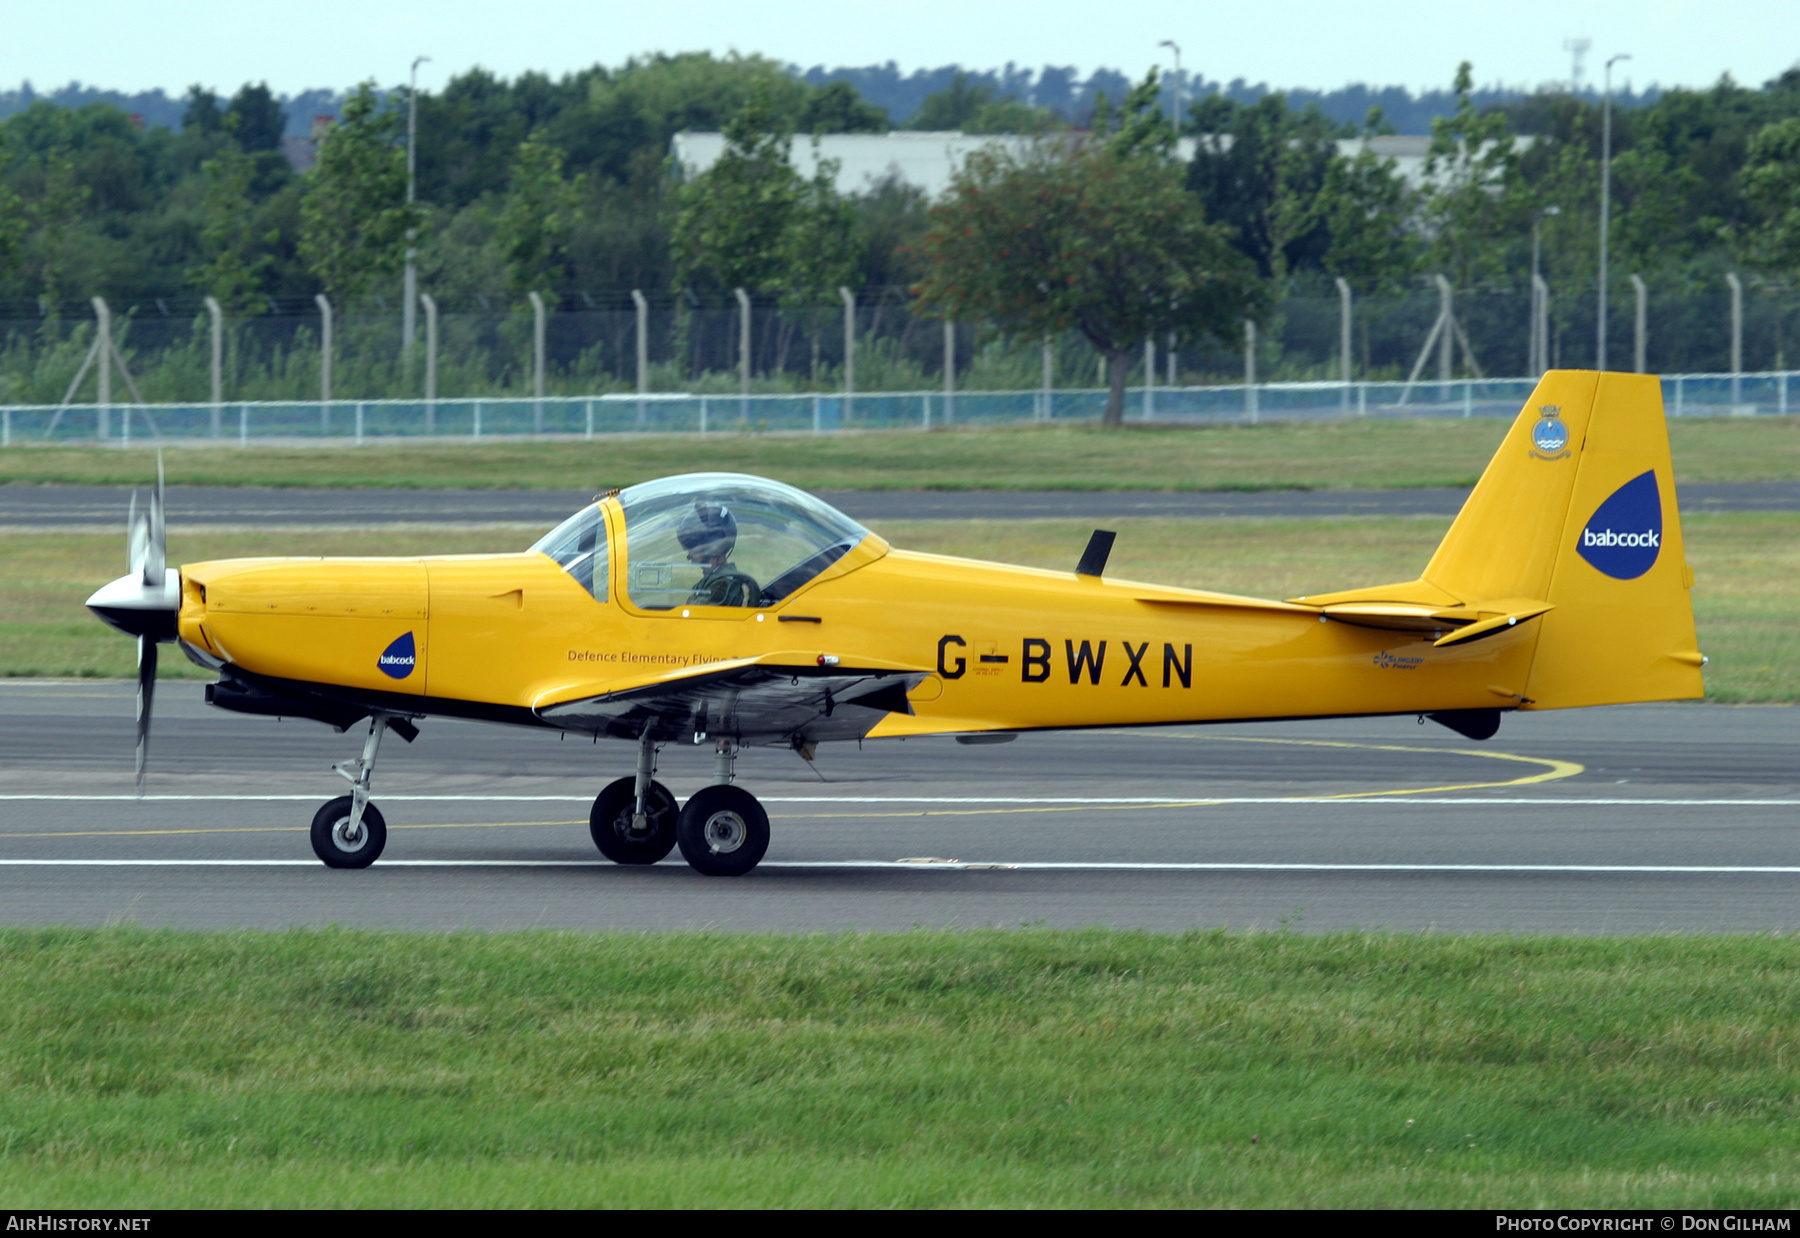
[677,501,761,607]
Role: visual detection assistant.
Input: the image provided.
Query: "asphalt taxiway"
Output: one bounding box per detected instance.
[1,681,1793,933]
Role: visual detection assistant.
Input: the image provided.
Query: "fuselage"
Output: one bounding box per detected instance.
[176,500,1529,742]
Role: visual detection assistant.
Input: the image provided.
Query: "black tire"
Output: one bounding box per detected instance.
[676,785,770,876]
[590,777,679,864]
[310,795,387,869]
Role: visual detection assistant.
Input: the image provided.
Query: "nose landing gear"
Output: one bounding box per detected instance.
[311,713,414,868]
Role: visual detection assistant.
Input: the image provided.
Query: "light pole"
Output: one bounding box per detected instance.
[1531,205,1559,374]
[402,54,430,361]
[1597,52,1630,372]
[1157,40,1182,132]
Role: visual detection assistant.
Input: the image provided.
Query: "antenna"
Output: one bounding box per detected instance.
[1563,37,1592,92]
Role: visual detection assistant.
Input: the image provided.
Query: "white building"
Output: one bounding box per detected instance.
[668,132,1525,200]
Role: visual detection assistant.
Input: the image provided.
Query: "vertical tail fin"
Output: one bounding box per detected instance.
[1420,370,1701,709]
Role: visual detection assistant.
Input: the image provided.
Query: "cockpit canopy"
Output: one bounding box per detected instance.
[531,473,874,609]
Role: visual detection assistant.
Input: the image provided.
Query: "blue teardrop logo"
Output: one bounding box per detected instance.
[1577,470,1662,580]
[378,631,417,679]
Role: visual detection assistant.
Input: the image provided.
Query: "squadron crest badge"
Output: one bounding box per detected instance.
[1530,405,1570,459]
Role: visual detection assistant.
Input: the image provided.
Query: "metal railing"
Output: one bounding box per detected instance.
[2,372,1792,446]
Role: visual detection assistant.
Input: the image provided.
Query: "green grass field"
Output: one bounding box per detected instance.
[6,512,1795,701]
[1,416,1796,491]
[2,928,1797,1208]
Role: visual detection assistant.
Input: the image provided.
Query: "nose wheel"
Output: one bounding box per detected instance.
[311,794,387,868]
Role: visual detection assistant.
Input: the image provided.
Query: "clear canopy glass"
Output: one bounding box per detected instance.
[529,503,608,600]
[618,473,871,610]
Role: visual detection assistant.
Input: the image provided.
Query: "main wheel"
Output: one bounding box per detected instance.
[590,776,678,864]
[676,785,770,876]
[310,795,387,869]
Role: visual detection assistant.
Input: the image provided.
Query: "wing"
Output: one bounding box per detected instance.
[533,653,930,746]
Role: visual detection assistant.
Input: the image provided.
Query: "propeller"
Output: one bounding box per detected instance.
[86,455,178,794]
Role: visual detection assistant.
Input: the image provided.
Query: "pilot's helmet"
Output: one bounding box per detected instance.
[676,501,737,561]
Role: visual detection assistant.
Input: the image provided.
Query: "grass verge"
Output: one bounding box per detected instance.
[1,927,1798,1207]
[5,513,1794,701]
[0,416,1795,490]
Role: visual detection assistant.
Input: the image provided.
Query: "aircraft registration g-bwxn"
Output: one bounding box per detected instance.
[88,371,1702,875]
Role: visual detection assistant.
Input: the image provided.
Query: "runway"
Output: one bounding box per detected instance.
[1,680,1793,933]
[4,480,1797,528]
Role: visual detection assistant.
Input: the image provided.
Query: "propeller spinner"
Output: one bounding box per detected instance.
[85,456,179,793]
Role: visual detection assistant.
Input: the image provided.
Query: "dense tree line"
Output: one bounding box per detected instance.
[0,53,1794,364]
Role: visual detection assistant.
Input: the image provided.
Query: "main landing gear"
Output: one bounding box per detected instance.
[310,712,415,869]
[589,734,770,876]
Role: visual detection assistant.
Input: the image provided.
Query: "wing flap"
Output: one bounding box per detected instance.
[533,651,930,745]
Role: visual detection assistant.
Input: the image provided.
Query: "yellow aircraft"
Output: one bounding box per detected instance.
[87,371,1702,875]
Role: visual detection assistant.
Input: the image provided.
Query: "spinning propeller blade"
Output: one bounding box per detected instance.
[86,453,177,793]
[136,635,156,794]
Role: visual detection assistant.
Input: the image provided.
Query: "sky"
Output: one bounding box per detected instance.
[6,0,1794,97]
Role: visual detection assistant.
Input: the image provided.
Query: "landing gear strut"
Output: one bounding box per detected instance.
[311,713,395,868]
[588,736,771,876]
[677,740,769,876]
[589,730,678,864]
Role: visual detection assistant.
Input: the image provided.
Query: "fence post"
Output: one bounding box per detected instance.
[1142,337,1154,419]
[1674,377,1683,417]
[315,294,333,433]
[943,320,955,424]
[205,295,223,438]
[421,292,438,435]
[529,290,546,435]
[585,398,594,440]
[1630,274,1647,374]
[1244,319,1258,424]
[92,297,112,441]
[473,400,481,440]
[1041,336,1053,422]
[238,402,247,447]
[922,393,931,429]
[735,287,751,424]
[1780,371,1789,416]
[1357,381,1367,416]
[1434,274,1453,395]
[1726,272,1743,409]
[632,289,649,428]
[1335,277,1352,412]
[839,286,855,424]
[1463,381,1472,418]
[812,395,821,435]
[355,401,365,445]
[700,396,709,435]
[1532,274,1551,377]
[3,408,9,447]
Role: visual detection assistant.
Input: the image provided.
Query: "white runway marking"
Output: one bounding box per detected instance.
[0,858,1797,874]
[0,795,1794,807]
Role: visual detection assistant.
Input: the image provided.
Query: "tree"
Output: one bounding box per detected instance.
[1421,62,1525,289]
[187,117,276,313]
[798,82,890,134]
[669,86,805,294]
[1187,93,1343,284]
[915,74,1260,427]
[298,82,423,303]
[496,132,584,296]
[1317,143,1419,294]
[1743,117,1800,276]
[225,82,286,153]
